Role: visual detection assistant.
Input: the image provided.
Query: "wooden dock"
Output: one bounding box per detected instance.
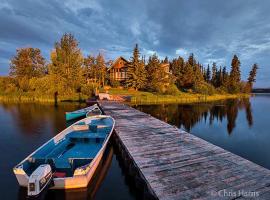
[98,101,270,200]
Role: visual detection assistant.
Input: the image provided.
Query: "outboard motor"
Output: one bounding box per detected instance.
[28,164,52,197]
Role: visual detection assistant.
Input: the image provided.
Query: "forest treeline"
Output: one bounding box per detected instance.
[0,33,258,98]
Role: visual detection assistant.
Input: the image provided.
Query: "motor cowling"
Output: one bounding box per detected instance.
[28,164,52,197]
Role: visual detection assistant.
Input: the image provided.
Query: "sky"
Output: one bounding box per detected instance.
[0,0,270,87]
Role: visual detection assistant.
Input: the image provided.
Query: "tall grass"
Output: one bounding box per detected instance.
[108,88,250,105]
[0,93,88,104]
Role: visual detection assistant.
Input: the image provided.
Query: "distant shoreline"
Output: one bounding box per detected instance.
[252,88,270,93]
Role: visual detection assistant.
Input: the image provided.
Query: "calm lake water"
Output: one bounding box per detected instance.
[0,94,269,199]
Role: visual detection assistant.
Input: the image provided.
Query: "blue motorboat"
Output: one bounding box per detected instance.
[13,115,115,196]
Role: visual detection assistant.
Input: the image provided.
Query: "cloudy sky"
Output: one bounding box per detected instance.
[0,0,270,87]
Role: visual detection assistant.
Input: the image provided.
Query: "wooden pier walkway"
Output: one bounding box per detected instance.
[98,101,270,200]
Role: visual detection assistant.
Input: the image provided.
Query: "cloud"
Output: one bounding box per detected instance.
[0,0,270,86]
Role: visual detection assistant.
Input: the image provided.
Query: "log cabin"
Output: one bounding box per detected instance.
[108,57,171,85]
[107,57,129,83]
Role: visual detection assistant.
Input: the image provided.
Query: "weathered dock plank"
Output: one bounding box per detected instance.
[98,101,270,200]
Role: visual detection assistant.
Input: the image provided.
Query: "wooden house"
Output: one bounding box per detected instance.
[107,57,129,83]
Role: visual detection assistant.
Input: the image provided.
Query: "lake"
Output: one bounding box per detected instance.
[0,94,269,199]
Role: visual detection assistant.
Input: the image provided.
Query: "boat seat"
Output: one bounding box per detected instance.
[73,124,89,131]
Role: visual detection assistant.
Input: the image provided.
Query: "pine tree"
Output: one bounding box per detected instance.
[146,54,160,91]
[194,63,204,86]
[83,55,96,84]
[188,53,195,67]
[247,63,258,86]
[229,55,241,93]
[171,56,184,89]
[96,53,106,87]
[206,64,211,82]
[126,44,147,90]
[246,63,258,92]
[215,66,223,87]
[162,56,169,64]
[178,61,195,89]
[211,63,217,87]
[222,66,229,87]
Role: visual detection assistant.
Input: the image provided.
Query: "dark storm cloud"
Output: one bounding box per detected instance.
[0,0,270,86]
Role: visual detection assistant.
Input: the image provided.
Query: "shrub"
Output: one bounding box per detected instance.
[216,87,227,94]
[165,84,180,95]
[18,77,30,92]
[110,80,120,88]
[81,83,98,96]
[4,83,18,93]
[193,82,216,95]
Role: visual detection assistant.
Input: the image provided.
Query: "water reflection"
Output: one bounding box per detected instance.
[0,103,85,134]
[134,98,253,135]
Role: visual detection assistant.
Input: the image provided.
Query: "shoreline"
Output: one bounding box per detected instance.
[0,93,250,105]
[129,93,250,105]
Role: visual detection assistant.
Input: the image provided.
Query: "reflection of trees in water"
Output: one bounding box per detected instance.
[0,103,85,135]
[134,98,253,135]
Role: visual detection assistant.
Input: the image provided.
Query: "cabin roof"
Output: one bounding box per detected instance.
[107,56,129,71]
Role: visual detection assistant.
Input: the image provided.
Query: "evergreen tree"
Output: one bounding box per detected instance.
[96,53,106,87]
[216,66,223,87]
[171,56,184,89]
[211,63,217,87]
[188,53,195,67]
[222,66,229,88]
[83,55,96,84]
[194,63,204,86]
[126,44,147,90]
[247,63,258,86]
[178,61,195,88]
[206,64,211,82]
[229,55,241,93]
[162,56,169,64]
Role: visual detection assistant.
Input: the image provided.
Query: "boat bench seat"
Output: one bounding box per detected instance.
[73,124,89,131]
[67,130,107,140]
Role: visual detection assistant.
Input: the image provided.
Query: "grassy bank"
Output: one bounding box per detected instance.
[0,89,250,105]
[108,88,250,105]
[0,92,88,104]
